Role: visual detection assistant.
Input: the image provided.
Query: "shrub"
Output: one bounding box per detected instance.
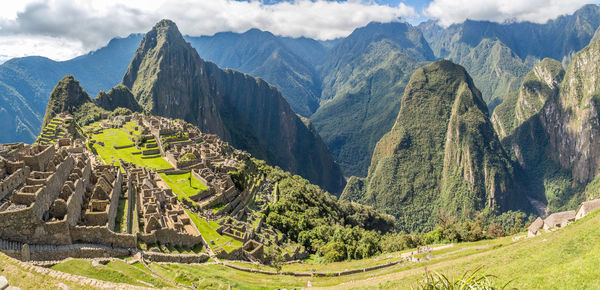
[319,241,347,262]
[417,266,511,290]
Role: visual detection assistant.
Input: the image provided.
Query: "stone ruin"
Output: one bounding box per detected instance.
[0,113,308,264]
[125,165,202,246]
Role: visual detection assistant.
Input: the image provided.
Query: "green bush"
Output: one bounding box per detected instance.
[319,241,347,262]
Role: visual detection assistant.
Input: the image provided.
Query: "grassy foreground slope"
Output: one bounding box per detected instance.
[38,209,600,289]
[352,210,600,289]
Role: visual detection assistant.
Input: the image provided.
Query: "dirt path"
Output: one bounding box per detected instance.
[320,245,496,289]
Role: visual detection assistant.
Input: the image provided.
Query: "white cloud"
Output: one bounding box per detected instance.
[425,0,596,27]
[0,0,417,61]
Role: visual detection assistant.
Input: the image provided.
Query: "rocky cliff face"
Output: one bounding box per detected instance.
[123,20,226,137]
[495,39,600,184]
[42,75,91,128]
[123,20,345,194]
[542,40,600,184]
[93,84,141,112]
[491,38,600,211]
[342,60,517,231]
[491,58,564,141]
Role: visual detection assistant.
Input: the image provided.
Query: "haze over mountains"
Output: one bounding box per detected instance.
[4,3,600,231]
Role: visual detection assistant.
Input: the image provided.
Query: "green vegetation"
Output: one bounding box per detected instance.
[178,152,196,162]
[159,172,208,200]
[93,84,142,112]
[90,128,171,170]
[416,266,510,290]
[50,259,171,288]
[149,263,308,289]
[41,75,92,128]
[345,60,519,232]
[312,22,433,177]
[113,198,128,233]
[185,209,243,252]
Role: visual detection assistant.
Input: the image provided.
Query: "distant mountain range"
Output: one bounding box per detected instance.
[4,5,600,178]
[4,4,600,219]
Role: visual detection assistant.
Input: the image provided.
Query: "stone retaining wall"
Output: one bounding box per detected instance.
[222,260,402,277]
[143,252,209,263]
[70,226,136,248]
[137,228,203,247]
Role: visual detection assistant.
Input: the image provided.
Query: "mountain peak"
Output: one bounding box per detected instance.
[42,75,91,128]
[154,19,178,31]
[344,60,517,231]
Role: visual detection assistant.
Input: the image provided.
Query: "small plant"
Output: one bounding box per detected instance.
[415,266,513,290]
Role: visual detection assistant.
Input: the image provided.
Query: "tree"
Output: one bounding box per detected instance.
[486,223,505,238]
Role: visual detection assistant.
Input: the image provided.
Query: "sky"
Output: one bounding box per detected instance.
[0,0,597,63]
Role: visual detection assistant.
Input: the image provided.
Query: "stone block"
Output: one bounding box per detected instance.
[0,276,8,290]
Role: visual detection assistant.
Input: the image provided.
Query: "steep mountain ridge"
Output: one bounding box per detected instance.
[123,20,345,194]
[187,29,323,116]
[93,84,141,112]
[342,60,518,232]
[311,21,435,176]
[419,4,600,104]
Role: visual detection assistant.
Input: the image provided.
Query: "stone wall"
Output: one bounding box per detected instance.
[216,247,246,260]
[143,252,209,263]
[70,226,137,248]
[0,206,72,245]
[0,167,29,200]
[66,179,84,227]
[192,170,210,187]
[107,171,123,231]
[22,145,55,172]
[137,228,203,247]
[29,244,129,261]
[32,155,74,219]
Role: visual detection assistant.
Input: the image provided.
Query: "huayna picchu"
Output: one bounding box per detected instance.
[122,19,346,196]
[341,60,522,232]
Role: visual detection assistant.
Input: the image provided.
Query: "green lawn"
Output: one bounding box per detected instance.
[159,172,209,200]
[113,198,128,233]
[185,209,243,252]
[210,203,227,214]
[50,259,172,288]
[149,263,309,289]
[124,121,141,135]
[91,128,172,170]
